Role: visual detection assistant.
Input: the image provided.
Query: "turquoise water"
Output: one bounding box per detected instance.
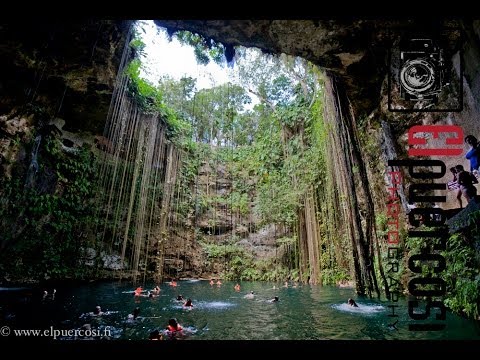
[1,280,479,340]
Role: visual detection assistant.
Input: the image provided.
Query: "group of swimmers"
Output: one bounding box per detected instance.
[82,280,362,340]
[449,164,479,207]
[209,279,222,286]
[447,135,480,208]
[133,286,161,298]
[42,289,56,301]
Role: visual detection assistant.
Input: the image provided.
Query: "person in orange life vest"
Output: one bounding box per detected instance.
[166,318,183,339]
[134,287,143,296]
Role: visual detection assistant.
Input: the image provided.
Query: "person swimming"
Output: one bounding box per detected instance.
[234,283,241,292]
[43,289,56,301]
[183,298,193,307]
[166,318,183,339]
[134,287,143,296]
[127,307,140,320]
[177,294,184,301]
[347,298,358,307]
[93,305,104,316]
[148,291,159,298]
[270,296,279,303]
[152,286,160,295]
[244,291,255,299]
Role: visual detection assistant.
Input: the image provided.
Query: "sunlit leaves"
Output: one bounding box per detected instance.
[175,31,226,66]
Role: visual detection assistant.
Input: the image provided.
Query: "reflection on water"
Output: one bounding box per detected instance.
[1,281,479,340]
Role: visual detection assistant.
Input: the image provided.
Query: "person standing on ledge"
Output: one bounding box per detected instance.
[448,167,462,209]
[456,164,478,203]
[465,135,480,173]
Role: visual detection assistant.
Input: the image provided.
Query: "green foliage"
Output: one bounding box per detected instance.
[124,38,193,142]
[0,138,99,280]
[406,228,480,319]
[175,31,226,65]
[125,59,163,112]
[200,241,293,282]
[123,38,351,285]
[228,191,250,215]
[129,37,146,57]
[442,233,480,319]
[321,269,350,286]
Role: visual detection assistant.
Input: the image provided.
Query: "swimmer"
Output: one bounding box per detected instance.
[183,298,193,307]
[152,286,160,295]
[270,296,279,303]
[93,305,104,316]
[244,291,255,299]
[234,283,241,292]
[347,298,358,307]
[148,291,159,298]
[134,287,143,296]
[176,294,184,301]
[128,307,140,320]
[165,318,183,339]
[43,289,56,300]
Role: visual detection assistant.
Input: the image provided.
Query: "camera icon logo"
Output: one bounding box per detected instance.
[399,39,445,102]
[388,29,462,112]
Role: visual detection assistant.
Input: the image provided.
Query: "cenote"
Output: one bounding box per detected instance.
[1,19,480,342]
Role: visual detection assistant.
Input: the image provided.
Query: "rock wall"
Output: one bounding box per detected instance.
[161,157,286,279]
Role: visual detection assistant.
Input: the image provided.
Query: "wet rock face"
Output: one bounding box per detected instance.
[0,20,131,134]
